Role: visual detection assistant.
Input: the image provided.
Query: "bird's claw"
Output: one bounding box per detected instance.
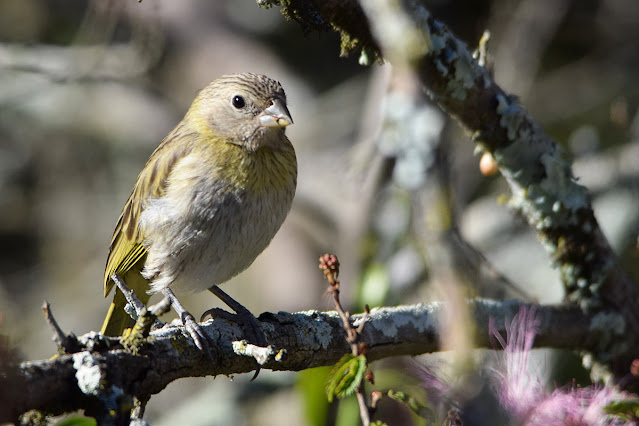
[161,288,213,360]
[201,307,266,380]
[181,311,213,360]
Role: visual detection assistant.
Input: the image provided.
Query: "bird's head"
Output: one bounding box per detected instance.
[189,73,293,151]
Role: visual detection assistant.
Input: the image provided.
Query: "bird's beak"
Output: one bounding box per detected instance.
[259,98,293,128]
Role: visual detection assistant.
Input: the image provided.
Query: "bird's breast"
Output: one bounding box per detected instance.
[140,139,297,294]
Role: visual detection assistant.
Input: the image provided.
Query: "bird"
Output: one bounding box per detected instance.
[100,73,297,351]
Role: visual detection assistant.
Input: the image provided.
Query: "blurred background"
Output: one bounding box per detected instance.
[0,0,638,424]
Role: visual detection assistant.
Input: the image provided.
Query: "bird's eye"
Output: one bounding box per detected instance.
[232,95,245,109]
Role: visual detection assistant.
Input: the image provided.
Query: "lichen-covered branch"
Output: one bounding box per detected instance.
[1,300,597,422]
[260,0,639,380]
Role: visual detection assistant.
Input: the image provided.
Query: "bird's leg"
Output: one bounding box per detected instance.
[161,287,210,356]
[201,285,267,380]
[112,273,147,321]
[201,285,268,348]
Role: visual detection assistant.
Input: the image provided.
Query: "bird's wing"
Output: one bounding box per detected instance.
[103,126,196,297]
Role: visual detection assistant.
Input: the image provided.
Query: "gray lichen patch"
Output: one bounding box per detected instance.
[366,303,440,338]
[73,352,105,396]
[294,310,339,350]
[426,21,483,101]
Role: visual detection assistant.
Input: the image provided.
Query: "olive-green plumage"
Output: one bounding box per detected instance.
[101,73,297,336]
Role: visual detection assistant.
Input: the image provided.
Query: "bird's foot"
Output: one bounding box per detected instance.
[203,285,268,347]
[200,306,265,380]
[180,311,211,354]
[203,285,269,380]
[161,288,213,360]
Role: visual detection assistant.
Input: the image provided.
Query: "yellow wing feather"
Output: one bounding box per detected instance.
[101,125,196,335]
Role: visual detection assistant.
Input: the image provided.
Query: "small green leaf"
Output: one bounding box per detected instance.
[326,354,355,402]
[325,354,368,402]
[336,355,367,399]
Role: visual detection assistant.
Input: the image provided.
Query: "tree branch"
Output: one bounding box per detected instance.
[1,299,600,421]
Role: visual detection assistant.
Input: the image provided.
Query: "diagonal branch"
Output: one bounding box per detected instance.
[262,0,639,380]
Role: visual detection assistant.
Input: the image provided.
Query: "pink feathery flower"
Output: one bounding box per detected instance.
[490,306,633,425]
[414,306,637,424]
[489,306,546,419]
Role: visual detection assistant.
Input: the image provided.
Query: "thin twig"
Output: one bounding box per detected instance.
[42,301,81,354]
[319,253,373,425]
